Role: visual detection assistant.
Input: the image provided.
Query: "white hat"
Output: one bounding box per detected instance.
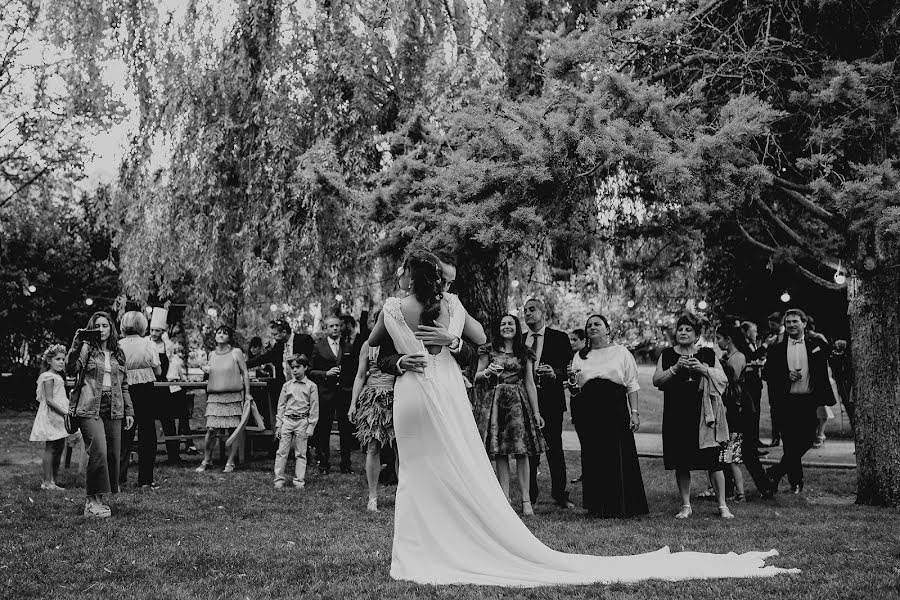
[150,307,169,329]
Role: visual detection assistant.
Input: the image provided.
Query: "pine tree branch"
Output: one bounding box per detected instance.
[754,196,841,270]
[736,220,845,290]
[772,175,811,193]
[772,182,841,227]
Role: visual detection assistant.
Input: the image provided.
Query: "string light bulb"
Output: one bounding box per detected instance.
[335,294,343,302]
[27,285,36,293]
[697,300,708,310]
[207,307,218,318]
[626,300,636,308]
[511,279,519,288]
[270,303,278,312]
[780,291,791,303]
[85,298,94,306]
[833,261,846,285]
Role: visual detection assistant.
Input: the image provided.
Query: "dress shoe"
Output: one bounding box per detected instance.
[570,475,583,484]
[760,489,775,500]
[555,499,575,509]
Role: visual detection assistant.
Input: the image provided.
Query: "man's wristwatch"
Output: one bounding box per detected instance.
[448,336,461,351]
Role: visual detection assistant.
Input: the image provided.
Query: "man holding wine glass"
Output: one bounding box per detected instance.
[522,299,574,509]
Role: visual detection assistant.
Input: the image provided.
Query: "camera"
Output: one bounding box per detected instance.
[75,327,102,342]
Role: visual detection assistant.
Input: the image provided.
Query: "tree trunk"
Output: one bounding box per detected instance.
[848,270,900,506]
[457,253,509,334]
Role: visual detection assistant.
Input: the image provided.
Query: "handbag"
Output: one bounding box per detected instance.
[65,348,90,434]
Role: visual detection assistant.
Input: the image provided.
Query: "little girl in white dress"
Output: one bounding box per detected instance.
[30,344,73,490]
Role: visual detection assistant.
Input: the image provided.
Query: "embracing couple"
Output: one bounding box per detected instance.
[365,245,797,587]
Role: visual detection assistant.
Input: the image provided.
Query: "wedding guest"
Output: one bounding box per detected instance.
[196,325,251,473]
[571,315,648,518]
[274,355,318,489]
[740,320,766,452]
[349,331,397,511]
[248,319,314,430]
[118,310,161,489]
[523,298,574,509]
[164,337,196,457]
[148,308,181,465]
[763,308,835,493]
[716,326,774,500]
[829,340,854,430]
[806,317,834,447]
[567,328,587,484]
[652,313,733,519]
[67,311,134,517]
[30,344,70,490]
[761,312,785,447]
[246,336,274,379]
[310,316,354,474]
[474,315,546,516]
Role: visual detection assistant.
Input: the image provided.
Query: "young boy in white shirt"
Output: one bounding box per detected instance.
[274,355,319,489]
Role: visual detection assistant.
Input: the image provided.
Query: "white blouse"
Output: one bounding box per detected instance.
[572,345,640,393]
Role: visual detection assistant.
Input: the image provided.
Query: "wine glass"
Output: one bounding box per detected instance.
[684,354,695,383]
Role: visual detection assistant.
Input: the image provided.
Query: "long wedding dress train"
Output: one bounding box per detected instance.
[383,294,798,586]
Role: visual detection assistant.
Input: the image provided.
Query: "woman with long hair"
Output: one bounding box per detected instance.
[66,311,134,517]
[473,314,545,515]
[570,315,648,518]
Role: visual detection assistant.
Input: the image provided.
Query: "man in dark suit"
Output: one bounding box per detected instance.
[523,298,574,508]
[247,319,316,428]
[763,308,835,493]
[309,316,354,474]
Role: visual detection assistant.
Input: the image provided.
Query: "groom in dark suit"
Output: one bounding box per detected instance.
[523,298,574,508]
[309,316,354,474]
[763,308,835,493]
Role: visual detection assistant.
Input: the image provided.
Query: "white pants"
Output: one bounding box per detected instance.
[274,417,310,485]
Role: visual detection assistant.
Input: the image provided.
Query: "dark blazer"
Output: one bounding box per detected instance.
[338,311,370,391]
[376,336,476,377]
[523,326,572,413]
[309,336,351,403]
[763,336,836,407]
[246,333,316,383]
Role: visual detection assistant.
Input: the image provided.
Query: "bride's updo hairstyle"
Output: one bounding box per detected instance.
[404,247,444,327]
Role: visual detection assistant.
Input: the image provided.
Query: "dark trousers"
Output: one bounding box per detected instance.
[529,401,568,505]
[769,394,817,487]
[120,383,156,486]
[160,389,190,462]
[570,393,587,477]
[312,389,355,470]
[745,383,763,446]
[79,416,122,496]
[740,433,772,495]
[768,384,781,440]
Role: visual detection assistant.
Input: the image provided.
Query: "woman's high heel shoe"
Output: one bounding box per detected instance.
[522,501,534,516]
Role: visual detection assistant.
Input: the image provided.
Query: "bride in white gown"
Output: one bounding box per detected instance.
[368,249,798,587]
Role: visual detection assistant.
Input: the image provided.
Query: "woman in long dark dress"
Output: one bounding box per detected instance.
[570,315,648,518]
[653,313,733,519]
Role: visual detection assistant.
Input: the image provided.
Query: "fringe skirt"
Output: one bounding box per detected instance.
[205,391,243,429]
[354,385,395,447]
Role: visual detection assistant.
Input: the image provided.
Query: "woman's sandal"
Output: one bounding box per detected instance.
[194,461,211,473]
[522,501,535,516]
[719,505,735,519]
[675,505,692,519]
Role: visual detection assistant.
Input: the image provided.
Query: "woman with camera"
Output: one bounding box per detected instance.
[66,311,134,518]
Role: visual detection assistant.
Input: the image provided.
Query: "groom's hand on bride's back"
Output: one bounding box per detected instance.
[399,354,429,373]
[414,324,456,346]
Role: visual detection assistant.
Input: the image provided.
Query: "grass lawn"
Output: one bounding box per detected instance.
[2,410,894,600]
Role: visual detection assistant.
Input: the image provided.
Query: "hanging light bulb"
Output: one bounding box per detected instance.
[697,300,708,310]
[626,300,636,308]
[27,285,36,293]
[85,298,94,306]
[270,303,278,313]
[780,291,791,303]
[511,279,519,288]
[833,261,846,285]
